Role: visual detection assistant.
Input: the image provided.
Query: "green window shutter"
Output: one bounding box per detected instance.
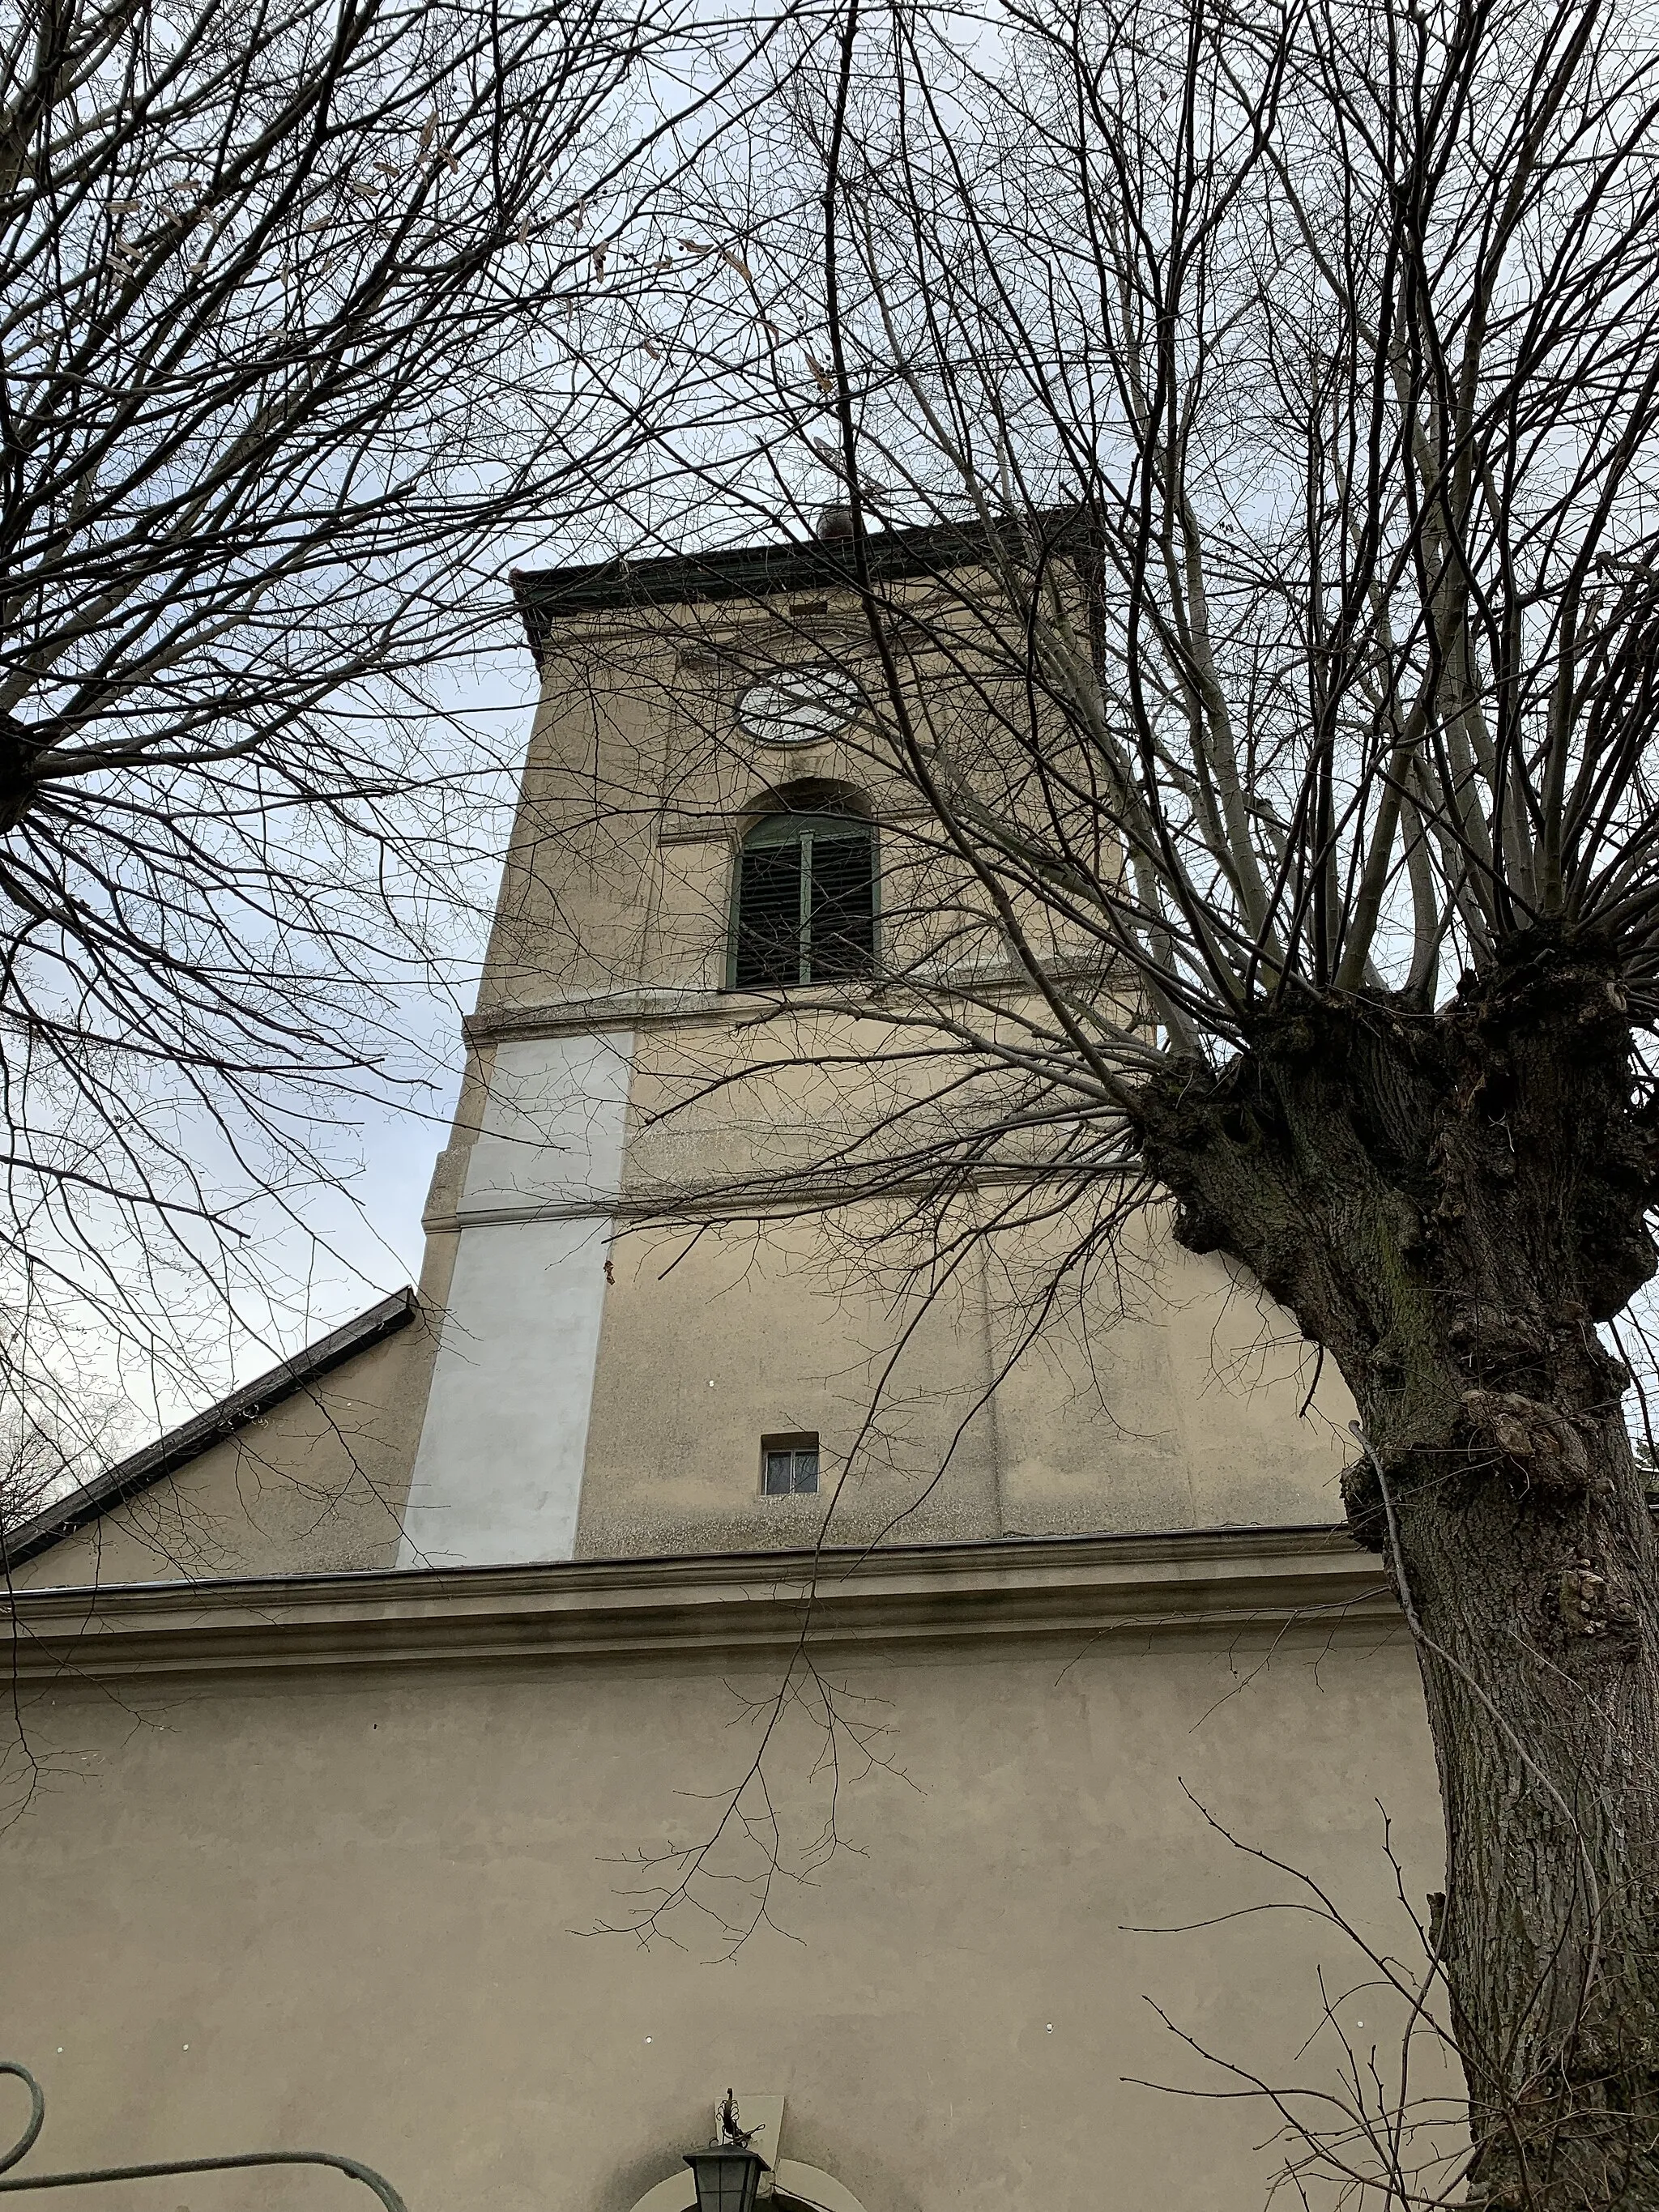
[734,840,804,987]
[805,827,876,982]
[732,813,875,989]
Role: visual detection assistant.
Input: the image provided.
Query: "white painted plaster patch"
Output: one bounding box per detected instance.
[459,1031,633,1214]
[397,1031,633,1568]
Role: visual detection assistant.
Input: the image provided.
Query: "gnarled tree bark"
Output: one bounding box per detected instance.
[1135,923,1659,2206]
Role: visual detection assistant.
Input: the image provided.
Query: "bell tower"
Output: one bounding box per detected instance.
[395,522,1350,1569]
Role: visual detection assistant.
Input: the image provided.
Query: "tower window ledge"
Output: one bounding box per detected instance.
[466,987,724,1045]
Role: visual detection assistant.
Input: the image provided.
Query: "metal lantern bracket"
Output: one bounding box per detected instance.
[0,2062,408,2212]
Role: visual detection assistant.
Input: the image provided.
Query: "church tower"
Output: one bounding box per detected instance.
[394,517,1347,1571]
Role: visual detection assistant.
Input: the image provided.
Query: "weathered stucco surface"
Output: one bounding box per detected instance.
[576,1213,1351,1560]
[2,1571,1443,2212]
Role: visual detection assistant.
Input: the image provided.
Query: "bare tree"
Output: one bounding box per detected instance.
[548,0,1659,2199]
[0,1387,122,1532]
[0,0,756,1428]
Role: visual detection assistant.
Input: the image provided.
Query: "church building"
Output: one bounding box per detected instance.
[2,518,1446,2212]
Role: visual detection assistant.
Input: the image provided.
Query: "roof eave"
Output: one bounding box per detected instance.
[510,509,1090,659]
[1,1287,420,1571]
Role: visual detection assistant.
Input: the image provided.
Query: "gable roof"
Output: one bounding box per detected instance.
[0,1287,419,1572]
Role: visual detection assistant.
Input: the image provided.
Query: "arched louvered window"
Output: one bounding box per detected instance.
[731,810,876,988]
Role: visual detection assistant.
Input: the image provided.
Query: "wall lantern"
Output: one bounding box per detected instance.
[684,2091,770,2212]
[682,2143,769,2212]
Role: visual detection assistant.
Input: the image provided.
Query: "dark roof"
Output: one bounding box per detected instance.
[1,1287,419,1572]
[510,509,1088,656]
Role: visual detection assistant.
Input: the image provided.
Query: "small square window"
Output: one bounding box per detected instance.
[761,1433,820,1496]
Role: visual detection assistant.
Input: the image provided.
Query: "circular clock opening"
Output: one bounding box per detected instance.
[736,666,864,746]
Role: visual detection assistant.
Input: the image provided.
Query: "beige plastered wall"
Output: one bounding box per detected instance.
[478,578,1110,1017]
[1,1609,1447,2212]
[576,1208,1352,1561]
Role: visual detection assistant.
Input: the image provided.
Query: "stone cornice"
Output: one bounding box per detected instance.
[466,964,1122,1049]
[424,1161,1128,1235]
[3,1525,1397,1686]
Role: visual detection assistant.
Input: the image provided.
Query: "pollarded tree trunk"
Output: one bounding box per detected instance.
[1133,925,1659,2209]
